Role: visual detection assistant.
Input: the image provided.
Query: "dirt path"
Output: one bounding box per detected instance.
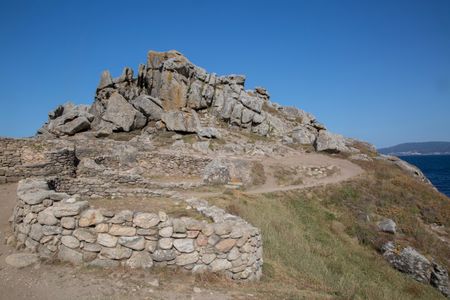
[246,152,363,194]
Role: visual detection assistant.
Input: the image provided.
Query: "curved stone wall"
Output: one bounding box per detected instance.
[10,178,263,281]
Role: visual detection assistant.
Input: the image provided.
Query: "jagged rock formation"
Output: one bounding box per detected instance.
[38,50,354,153]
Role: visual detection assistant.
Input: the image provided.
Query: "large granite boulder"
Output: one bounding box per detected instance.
[38,102,94,136]
[161,110,200,133]
[291,126,317,145]
[101,93,147,132]
[315,130,351,153]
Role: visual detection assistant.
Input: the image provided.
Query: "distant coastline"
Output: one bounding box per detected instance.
[379,141,450,156]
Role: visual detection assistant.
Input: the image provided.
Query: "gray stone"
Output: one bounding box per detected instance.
[78,209,105,227]
[100,245,132,260]
[431,263,450,297]
[201,253,216,264]
[133,212,159,229]
[83,243,101,252]
[5,253,39,268]
[118,236,145,251]
[109,210,133,224]
[61,236,80,249]
[97,70,113,90]
[159,226,173,238]
[109,225,136,236]
[130,95,163,121]
[88,258,120,268]
[315,130,350,153]
[102,93,146,132]
[292,126,317,145]
[58,245,83,264]
[158,238,173,250]
[73,228,97,243]
[151,249,177,262]
[97,233,118,247]
[42,225,62,235]
[175,252,199,266]
[377,218,397,234]
[59,117,91,136]
[52,200,89,218]
[37,208,58,225]
[61,217,76,229]
[210,259,232,272]
[29,223,44,241]
[203,159,231,184]
[172,219,186,233]
[173,239,195,253]
[125,251,154,269]
[161,110,200,133]
[197,127,221,139]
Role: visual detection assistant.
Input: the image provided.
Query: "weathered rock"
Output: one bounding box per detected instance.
[61,217,76,229]
[377,218,397,234]
[292,126,317,145]
[210,259,232,272]
[161,110,200,133]
[158,238,173,250]
[88,258,120,268]
[73,228,97,243]
[97,70,113,90]
[100,245,132,260]
[215,239,236,252]
[315,131,350,153]
[78,209,105,227]
[52,200,89,218]
[101,93,146,132]
[197,127,221,139]
[125,251,154,269]
[130,95,163,121]
[118,236,145,251]
[58,245,83,264]
[37,208,58,225]
[203,159,231,184]
[109,210,133,224]
[61,236,80,249]
[5,253,39,268]
[159,226,173,238]
[83,243,101,252]
[175,252,199,266]
[431,263,450,297]
[109,225,136,236]
[173,239,195,253]
[151,249,177,262]
[97,233,118,247]
[133,212,159,229]
[29,224,44,241]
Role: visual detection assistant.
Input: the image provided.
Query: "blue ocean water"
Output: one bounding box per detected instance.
[400,155,450,197]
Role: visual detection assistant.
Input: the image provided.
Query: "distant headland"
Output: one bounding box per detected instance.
[379,141,450,156]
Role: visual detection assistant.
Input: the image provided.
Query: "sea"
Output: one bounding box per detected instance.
[400,155,450,198]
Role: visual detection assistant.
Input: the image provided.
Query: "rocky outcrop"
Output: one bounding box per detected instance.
[382,242,450,298]
[378,155,434,186]
[35,49,357,153]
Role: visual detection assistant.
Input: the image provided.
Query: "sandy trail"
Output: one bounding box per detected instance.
[245,152,364,194]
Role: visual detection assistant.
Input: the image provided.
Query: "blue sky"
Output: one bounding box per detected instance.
[0,0,449,147]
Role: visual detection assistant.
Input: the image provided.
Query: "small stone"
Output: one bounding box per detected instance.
[61,236,80,249]
[97,233,118,247]
[208,234,220,246]
[100,245,132,260]
[88,258,120,268]
[159,226,173,238]
[215,239,236,252]
[201,253,216,264]
[210,259,232,272]
[158,211,168,222]
[146,240,157,253]
[58,245,83,264]
[37,208,58,226]
[158,238,173,250]
[109,224,136,236]
[137,228,157,236]
[5,253,39,268]
[175,252,199,266]
[125,251,154,269]
[79,209,105,227]
[187,230,199,238]
[118,236,145,251]
[29,223,44,241]
[23,213,37,224]
[173,239,195,253]
[82,251,97,262]
[227,247,240,260]
[196,233,208,247]
[61,217,76,229]
[378,218,397,234]
[73,228,97,243]
[133,212,160,229]
[193,287,202,293]
[83,243,101,252]
[52,200,89,218]
[173,219,186,233]
[95,223,109,233]
[214,222,232,236]
[151,249,177,262]
[109,210,133,224]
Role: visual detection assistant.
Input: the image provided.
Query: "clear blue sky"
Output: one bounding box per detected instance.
[0,0,449,147]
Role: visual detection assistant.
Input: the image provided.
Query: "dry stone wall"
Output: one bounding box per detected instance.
[11,178,263,281]
[0,138,77,184]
